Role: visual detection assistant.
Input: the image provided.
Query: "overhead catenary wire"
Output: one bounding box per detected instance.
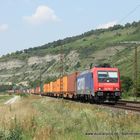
[119,4,140,24]
[115,3,140,96]
[119,41,140,97]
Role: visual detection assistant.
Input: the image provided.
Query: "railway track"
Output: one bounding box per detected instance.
[42,94,140,112]
[104,100,140,112]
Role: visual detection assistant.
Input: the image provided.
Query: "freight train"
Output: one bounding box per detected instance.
[30,65,121,103]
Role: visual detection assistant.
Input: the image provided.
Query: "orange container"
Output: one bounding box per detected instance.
[52,82,55,92]
[50,82,53,92]
[52,81,57,93]
[48,84,50,93]
[43,84,47,93]
[56,79,61,93]
[62,72,78,93]
[62,76,68,92]
[43,84,50,93]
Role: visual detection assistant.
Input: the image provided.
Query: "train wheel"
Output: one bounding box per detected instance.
[94,96,102,104]
[89,96,95,104]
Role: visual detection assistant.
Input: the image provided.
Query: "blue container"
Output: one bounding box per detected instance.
[76,71,94,96]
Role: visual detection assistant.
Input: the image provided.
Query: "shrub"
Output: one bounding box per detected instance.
[121,76,133,92]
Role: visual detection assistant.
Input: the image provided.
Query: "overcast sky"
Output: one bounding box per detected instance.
[0,0,140,56]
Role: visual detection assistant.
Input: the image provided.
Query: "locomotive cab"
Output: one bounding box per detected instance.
[91,67,121,103]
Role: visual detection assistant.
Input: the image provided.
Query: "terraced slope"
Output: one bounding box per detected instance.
[0,21,140,86]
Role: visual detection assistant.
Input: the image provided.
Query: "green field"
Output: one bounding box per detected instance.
[0,95,140,140]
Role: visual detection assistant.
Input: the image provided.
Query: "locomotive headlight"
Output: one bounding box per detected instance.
[98,88,102,90]
[115,88,119,91]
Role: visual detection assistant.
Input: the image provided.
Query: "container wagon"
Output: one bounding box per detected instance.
[40,66,121,103]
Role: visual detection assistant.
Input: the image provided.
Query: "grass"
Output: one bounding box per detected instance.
[0,95,140,140]
[32,98,140,140]
[0,94,14,104]
[122,93,140,101]
[0,95,40,140]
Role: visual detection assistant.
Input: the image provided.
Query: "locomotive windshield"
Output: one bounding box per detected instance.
[98,71,118,83]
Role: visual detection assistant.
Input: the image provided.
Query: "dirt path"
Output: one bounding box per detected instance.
[4,96,20,105]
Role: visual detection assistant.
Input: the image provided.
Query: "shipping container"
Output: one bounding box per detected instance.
[43,84,47,93]
[67,72,78,93]
[77,71,93,95]
[52,81,57,93]
[43,84,50,93]
[50,82,53,92]
[35,86,40,94]
[62,76,67,92]
[61,72,78,97]
[56,79,61,93]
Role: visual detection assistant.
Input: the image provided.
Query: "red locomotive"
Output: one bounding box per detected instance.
[91,67,121,103]
[76,65,121,103]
